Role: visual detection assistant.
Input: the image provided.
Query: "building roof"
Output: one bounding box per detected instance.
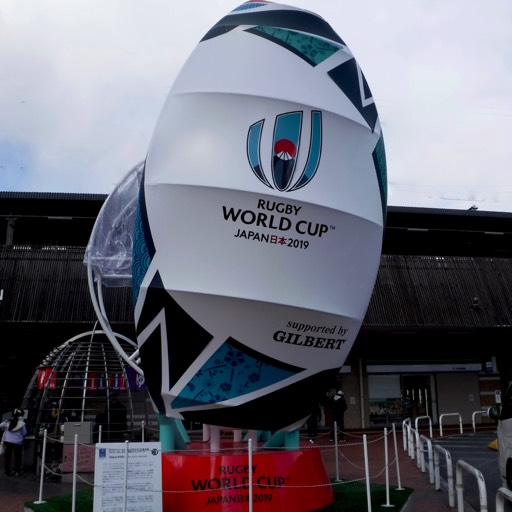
[0,192,511,330]
[2,191,511,257]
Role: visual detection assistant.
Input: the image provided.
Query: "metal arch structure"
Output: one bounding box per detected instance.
[22,326,152,442]
[86,262,142,374]
[84,161,144,376]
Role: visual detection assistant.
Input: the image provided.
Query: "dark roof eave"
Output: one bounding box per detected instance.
[0,191,108,202]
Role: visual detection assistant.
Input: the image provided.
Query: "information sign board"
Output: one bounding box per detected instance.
[93,442,162,512]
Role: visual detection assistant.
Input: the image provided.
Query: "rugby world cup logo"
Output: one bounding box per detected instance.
[247,110,322,192]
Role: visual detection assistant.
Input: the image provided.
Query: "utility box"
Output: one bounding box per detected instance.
[63,421,93,444]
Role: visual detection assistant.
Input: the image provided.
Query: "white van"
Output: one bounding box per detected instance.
[489,382,512,489]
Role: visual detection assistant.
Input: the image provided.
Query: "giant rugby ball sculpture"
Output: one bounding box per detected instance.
[133,0,387,433]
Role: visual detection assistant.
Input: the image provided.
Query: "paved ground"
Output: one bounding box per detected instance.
[0,428,464,511]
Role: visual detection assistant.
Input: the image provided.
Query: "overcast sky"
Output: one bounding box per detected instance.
[1,1,511,212]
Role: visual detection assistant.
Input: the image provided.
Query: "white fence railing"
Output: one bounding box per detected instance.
[402,408,498,510]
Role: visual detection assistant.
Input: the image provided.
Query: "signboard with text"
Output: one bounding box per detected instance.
[93,442,162,512]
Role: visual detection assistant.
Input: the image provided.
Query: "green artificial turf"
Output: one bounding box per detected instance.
[27,488,94,512]
[26,482,413,512]
[331,480,414,511]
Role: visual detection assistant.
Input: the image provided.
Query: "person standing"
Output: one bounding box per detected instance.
[330,390,347,441]
[306,402,321,443]
[0,408,27,476]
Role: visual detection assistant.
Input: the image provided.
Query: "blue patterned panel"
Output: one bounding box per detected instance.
[132,202,152,305]
[172,338,302,408]
[247,26,342,65]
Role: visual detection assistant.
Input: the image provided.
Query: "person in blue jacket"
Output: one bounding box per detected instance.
[1,408,28,476]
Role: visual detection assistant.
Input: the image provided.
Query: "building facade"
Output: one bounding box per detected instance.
[1,192,511,431]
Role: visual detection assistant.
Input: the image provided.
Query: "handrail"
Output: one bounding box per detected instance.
[408,425,416,460]
[439,413,463,437]
[419,434,434,482]
[414,428,422,468]
[456,459,487,512]
[402,418,411,452]
[434,443,455,507]
[472,409,489,433]
[496,486,512,512]
[415,415,433,438]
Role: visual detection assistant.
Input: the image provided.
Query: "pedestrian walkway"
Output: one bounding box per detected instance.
[0,428,456,512]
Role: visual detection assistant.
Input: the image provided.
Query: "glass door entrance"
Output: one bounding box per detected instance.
[401,374,432,421]
[367,373,434,428]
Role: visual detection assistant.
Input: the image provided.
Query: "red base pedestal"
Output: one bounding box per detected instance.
[162,445,334,511]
